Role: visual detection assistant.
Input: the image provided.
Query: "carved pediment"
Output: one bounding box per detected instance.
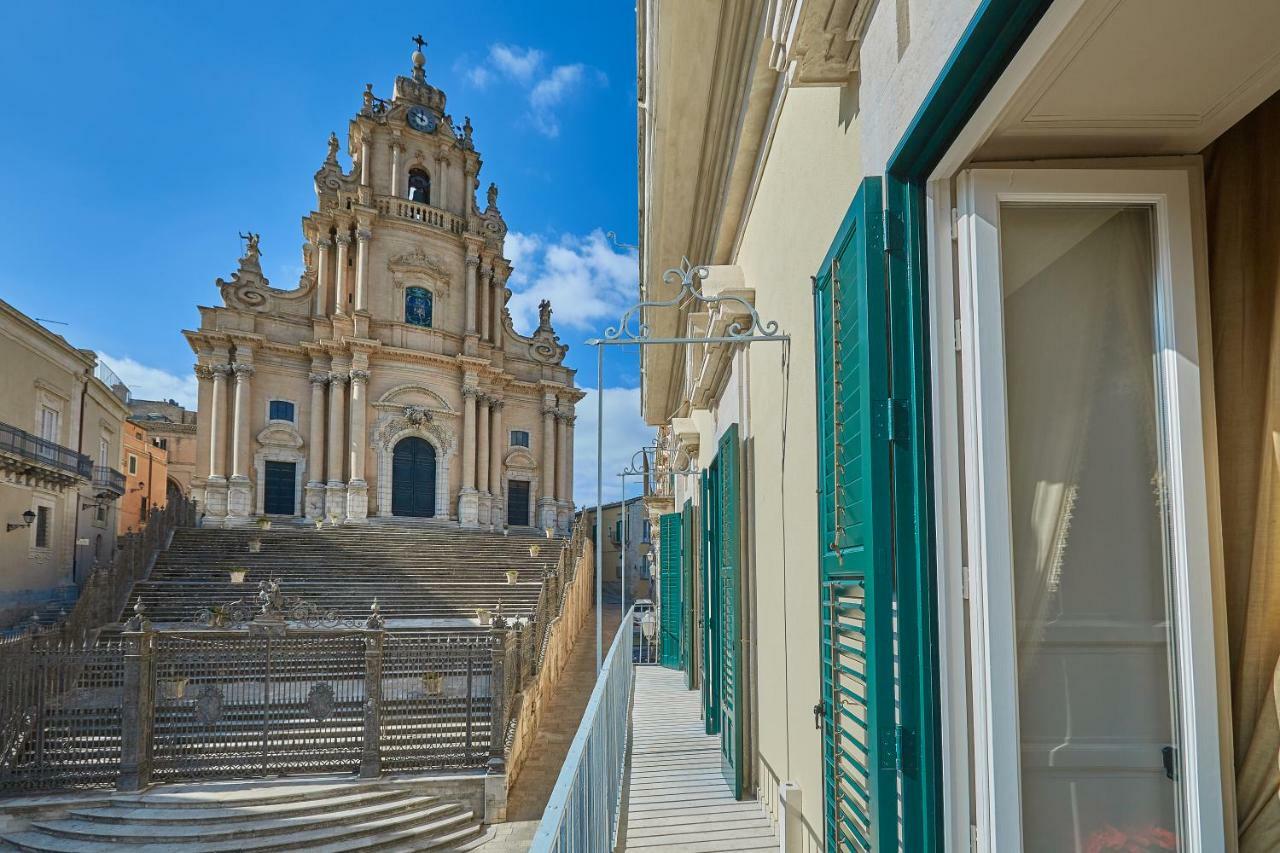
[256,423,304,449]
[373,383,456,415]
[504,447,537,470]
[388,250,449,279]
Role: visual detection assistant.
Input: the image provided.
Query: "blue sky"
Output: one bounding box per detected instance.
[0,1,651,502]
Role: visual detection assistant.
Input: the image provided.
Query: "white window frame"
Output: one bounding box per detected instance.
[947,166,1227,850]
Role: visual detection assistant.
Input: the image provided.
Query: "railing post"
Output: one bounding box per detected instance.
[486,616,510,824]
[118,601,154,792]
[361,604,384,779]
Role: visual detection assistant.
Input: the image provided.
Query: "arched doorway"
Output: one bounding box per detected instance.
[392,436,436,517]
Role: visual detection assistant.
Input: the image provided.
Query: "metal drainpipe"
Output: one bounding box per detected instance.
[70,370,89,586]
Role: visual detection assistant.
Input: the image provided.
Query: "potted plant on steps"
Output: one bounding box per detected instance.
[229,568,248,584]
[506,569,520,585]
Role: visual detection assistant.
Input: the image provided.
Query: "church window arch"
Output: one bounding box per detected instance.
[407,168,431,204]
[405,286,433,328]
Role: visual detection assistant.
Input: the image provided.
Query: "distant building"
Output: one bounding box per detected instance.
[0,299,128,626]
[577,496,650,593]
[118,420,169,534]
[127,398,197,502]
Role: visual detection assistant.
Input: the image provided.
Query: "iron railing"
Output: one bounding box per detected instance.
[530,606,635,853]
[0,421,91,479]
[92,466,126,497]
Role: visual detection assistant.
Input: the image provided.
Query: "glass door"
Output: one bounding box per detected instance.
[956,169,1226,850]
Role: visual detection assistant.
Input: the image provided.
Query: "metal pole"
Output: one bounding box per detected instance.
[620,472,627,633]
[595,344,604,673]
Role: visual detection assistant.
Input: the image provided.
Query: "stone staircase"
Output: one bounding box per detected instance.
[0,777,490,851]
[122,525,565,628]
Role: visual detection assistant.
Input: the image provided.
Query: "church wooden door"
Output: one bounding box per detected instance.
[263,461,296,516]
[391,437,436,517]
[506,481,530,527]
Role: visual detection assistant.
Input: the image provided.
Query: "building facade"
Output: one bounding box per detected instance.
[0,299,128,626]
[577,496,650,589]
[639,0,1280,850]
[184,47,582,530]
[117,420,169,534]
[127,398,197,502]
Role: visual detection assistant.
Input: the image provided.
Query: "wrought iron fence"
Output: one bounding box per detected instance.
[530,606,635,853]
[0,638,125,791]
[0,513,597,794]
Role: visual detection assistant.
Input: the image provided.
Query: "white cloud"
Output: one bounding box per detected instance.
[573,386,654,507]
[464,43,603,138]
[98,352,197,409]
[505,229,637,333]
[489,44,544,84]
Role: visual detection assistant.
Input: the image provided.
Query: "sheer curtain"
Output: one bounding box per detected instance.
[1204,90,1280,851]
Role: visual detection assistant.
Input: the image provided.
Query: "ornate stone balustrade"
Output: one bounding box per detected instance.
[375,195,465,234]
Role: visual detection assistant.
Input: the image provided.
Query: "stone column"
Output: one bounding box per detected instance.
[459,385,479,526]
[557,412,574,534]
[489,400,504,527]
[479,266,491,343]
[564,413,576,511]
[193,364,215,482]
[435,155,449,209]
[346,368,370,522]
[354,229,371,312]
[312,238,331,316]
[492,272,505,350]
[227,361,255,521]
[539,395,558,530]
[473,394,486,502]
[325,372,348,521]
[464,252,480,337]
[359,136,370,187]
[334,234,350,315]
[390,140,401,197]
[204,364,231,518]
[305,370,328,520]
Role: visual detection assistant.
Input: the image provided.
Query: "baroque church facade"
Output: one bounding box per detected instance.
[184,46,582,531]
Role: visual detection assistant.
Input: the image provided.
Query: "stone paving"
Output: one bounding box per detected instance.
[619,667,778,852]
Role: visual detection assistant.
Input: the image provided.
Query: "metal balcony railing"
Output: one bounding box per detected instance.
[531,606,636,852]
[0,421,91,479]
[92,465,126,496]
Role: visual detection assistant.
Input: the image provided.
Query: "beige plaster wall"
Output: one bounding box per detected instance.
[735,84,864,850]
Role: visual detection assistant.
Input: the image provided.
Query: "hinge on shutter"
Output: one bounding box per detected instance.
[881,725,914,773]
[871,398,910,442]
[882,209,904,256]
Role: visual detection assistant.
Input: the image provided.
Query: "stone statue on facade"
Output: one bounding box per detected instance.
[538,299,553,330]
[487,182,499,209]
[326,131,340,163]
[239,232,262,261]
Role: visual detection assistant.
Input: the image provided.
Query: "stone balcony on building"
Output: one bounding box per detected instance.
[0,420,91,490]
[374,194,466,235]
[91,465,126,499]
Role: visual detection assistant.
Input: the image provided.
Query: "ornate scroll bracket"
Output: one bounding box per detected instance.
[590,257,788,346]
[192,579,376,632]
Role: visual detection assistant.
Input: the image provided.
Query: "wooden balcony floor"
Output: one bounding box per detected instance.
[619,667,778,852]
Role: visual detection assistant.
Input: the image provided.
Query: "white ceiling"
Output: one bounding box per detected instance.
[973,0,1280,161]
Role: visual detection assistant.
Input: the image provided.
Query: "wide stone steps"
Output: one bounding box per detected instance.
[122,525,567,629]
[1,779,484,852]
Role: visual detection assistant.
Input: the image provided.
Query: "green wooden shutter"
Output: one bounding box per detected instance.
[814,177,898,851]
[717,423,744,798]
[681,498,696,688]
[658,512,683,669]
[700,468,722,735]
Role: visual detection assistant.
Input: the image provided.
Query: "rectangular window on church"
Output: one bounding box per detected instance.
[269,400,295,422]
[511,430,530,448]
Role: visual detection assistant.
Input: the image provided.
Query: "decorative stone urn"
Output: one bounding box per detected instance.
[506,570,519,585]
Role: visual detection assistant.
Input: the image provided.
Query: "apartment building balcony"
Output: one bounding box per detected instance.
[0,421,91,491]
[91,464,126,499]
[530,608,777,853]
